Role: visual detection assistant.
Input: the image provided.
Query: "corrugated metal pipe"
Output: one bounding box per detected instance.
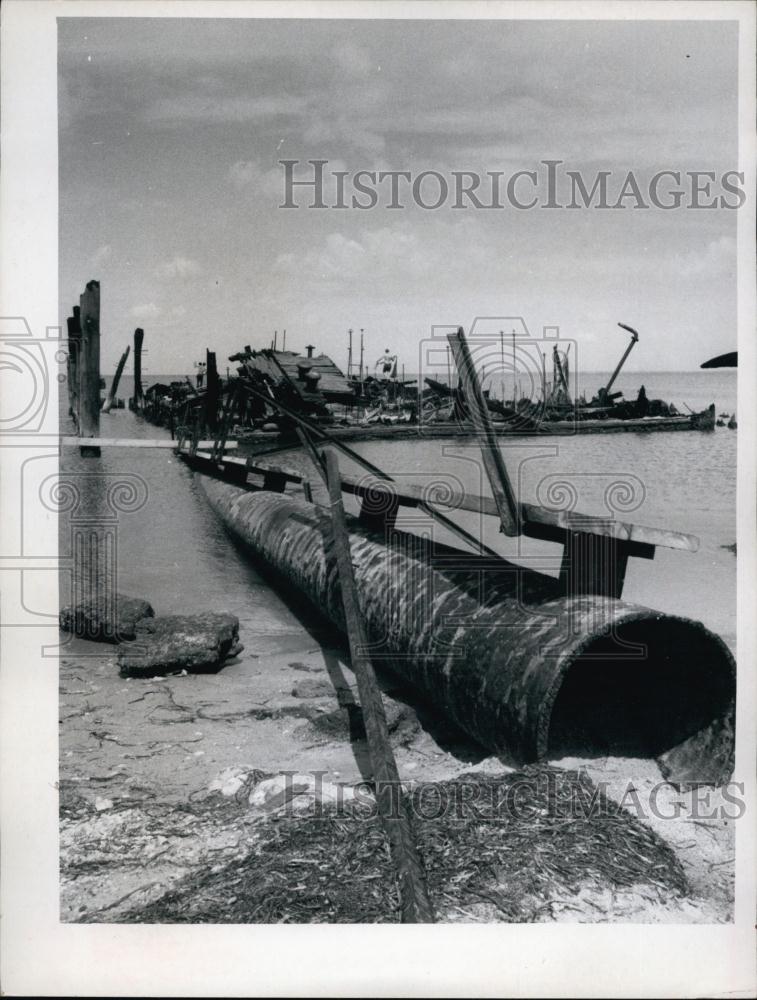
[200,477,735,783]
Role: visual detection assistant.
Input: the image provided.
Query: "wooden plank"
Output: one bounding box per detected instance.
[448,328,520,536]
[320,448,434,924]
[519,503,696,552]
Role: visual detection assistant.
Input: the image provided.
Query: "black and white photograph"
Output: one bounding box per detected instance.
[1,1,755,996]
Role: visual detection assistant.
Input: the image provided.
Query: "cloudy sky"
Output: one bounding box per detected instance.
[59,16,739,375]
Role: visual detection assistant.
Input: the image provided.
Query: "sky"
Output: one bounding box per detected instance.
[58,16,740,376]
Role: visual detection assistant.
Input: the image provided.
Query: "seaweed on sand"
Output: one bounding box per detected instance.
[118,765,688,924]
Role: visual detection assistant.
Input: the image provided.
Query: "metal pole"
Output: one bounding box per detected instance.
[348,328,353,378]
[359,329,364,382]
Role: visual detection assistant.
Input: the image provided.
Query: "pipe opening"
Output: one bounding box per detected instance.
[546,618,735,760]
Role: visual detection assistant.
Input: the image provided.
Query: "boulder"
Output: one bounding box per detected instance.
[117,612,243,678]
[59,592,154,643]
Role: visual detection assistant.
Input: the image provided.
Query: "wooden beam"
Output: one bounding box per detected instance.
[447,328,520,536]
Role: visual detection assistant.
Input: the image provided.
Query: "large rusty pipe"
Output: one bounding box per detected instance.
[200,477,735,778]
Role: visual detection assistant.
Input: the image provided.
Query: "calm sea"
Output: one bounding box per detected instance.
[63,370,736,653]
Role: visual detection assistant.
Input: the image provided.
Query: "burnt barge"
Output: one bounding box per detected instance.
[232,405,715,453]
[199,476,735,784]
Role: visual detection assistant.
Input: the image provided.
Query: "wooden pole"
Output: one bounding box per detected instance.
[132,327,144,411]
[66,306,81,419]
[205,349,220,433]
[512,330,516,405]
[448,328,519,536]
[102,345,130,413]
[319,447,435,923]
[78,280,101,456]
[541,351,547,403]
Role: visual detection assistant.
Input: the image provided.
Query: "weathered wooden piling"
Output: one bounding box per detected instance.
[205,350,220,433]
[199,478,735,783]
[102,345,130,413]
[130,327,145,411]
[78,280,101,457]
[65,305,81,419]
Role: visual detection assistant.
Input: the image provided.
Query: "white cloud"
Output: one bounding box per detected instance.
[90,244,112,268]
[333,41,372,77]
[228,161,283,198]
[145,93,307,124]
[674,235,736,278]
[130,302,162,319]
[156,256,202,280]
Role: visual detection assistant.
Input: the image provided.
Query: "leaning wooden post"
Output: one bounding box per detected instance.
[78,281,101,457]
[448,327,520,536]
[131,327,144,411]
[102,344,130,413]
[320,447,435,923]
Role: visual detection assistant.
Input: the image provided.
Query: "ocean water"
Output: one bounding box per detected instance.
[65,370,736,652]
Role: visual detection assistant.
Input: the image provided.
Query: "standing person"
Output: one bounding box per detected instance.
[375,349,397,381]
[195,361,206,388]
